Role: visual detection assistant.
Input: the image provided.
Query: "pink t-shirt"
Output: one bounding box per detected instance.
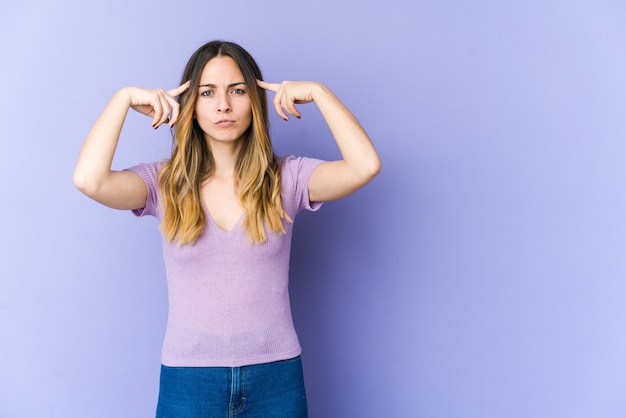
[127,156,324,367]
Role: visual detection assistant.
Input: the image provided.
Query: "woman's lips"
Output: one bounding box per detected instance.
[215,119,235,127]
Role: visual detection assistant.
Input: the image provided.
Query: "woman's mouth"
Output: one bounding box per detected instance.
[215,119,235,127]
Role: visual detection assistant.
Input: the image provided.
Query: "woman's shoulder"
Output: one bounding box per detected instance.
[125,159,170,189]
[127,159,169,173]
[278,155,326,212]
[279,155,324,173]
[279,155,325,189]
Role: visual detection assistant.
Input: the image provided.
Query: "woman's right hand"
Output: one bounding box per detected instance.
[124,81,190,129]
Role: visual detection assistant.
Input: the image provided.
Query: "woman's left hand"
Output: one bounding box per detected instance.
[257,80,322,121]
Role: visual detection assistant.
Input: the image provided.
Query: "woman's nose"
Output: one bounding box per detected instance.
[217,94,231,112]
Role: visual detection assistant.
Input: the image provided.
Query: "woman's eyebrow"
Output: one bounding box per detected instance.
[198,82,246,88]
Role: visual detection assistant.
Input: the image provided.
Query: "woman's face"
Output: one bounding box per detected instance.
[194,56,253,146]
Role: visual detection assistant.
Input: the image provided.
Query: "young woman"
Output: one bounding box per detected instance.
[73,40,381,417]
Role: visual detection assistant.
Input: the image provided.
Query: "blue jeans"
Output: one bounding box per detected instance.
[155,356,308,418]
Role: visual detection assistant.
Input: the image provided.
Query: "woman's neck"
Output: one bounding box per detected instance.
[208,139,243,177]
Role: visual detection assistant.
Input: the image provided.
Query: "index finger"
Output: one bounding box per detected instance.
[167,80,191,97]
[256,79,280,92]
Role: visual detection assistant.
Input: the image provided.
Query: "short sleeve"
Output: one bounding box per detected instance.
[280,155,326,214]
[124,161,164,218]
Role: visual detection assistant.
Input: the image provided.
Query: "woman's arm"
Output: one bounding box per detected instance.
[73,84,188,209]
[257,80,381,202]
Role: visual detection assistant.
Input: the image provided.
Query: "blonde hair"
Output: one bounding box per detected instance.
[158,40,290,245]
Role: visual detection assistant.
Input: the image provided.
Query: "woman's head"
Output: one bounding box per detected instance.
[176,40,269,150]
[159,40,289,245]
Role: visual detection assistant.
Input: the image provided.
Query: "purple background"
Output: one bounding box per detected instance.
[2,0,626,417]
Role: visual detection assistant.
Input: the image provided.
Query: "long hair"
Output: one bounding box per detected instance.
[158,40,290,245]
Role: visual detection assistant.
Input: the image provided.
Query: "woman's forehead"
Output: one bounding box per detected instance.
[199,56,244,85]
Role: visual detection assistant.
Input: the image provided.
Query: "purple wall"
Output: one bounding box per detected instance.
[2,0,626,417]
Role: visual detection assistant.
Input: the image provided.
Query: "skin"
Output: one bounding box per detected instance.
[73,55,382,228]
[195,57,253,150]
[196,56,251,231]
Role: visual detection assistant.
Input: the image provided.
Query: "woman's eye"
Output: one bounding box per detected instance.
[200,90,214,97]
[232,88,245,95]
